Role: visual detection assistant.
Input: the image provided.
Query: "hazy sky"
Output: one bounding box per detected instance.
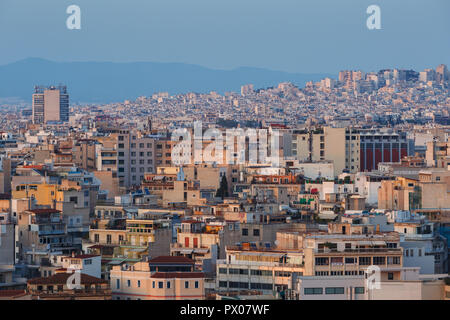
[0,0,449,73]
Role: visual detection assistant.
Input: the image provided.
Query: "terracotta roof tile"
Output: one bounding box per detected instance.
[149,256,194,265]
[27,209,61,214]
[27,273,107,285]
[0,290,27,298]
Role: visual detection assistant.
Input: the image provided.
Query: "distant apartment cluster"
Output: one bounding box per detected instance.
[0,64,449,300]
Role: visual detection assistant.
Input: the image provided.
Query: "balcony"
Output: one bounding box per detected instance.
[38,229,66,236]
[402,233,434,240]
[314,248,402,254]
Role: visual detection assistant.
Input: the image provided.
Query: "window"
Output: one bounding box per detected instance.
[373,256,385,265]
[253,229,260,236]
[250,283,272,290]
[152,281,155,288]
[331,257,343,265]
[250,269,262,276]
[137,280,141,288]
[69,196,78,204]
[219,268,227,274]
[275,271,291,277]
[304,288,323,295]
[229,268,239,275]
[359,257,371,265]
[242,228,248,236]
[106,234,112,244]
[116,279,120,289]
[388,273,394,280]
[158,281,163,289]
[345,257,355,264]
[219,281,227,288]
[167,281,170,289]
[94,234,99,243]
[127,280,131,287]
[195,281,199,289]
[355,287,365,294]
[185,281,189,289]
[315,257,329,266]
[325,287,345,295]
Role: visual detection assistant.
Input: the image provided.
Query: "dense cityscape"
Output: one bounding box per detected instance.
[0,63,449,301]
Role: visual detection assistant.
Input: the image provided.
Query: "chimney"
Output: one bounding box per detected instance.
[71,251,75,258]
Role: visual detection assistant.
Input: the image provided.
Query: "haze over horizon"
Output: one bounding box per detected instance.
[0,58,335,103]
[0,0,449,74]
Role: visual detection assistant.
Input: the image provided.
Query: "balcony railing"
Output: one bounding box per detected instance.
[314,248,402,254]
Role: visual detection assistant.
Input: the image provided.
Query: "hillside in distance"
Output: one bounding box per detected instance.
[0,58,335,104]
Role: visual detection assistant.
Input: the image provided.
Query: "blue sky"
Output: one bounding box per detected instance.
[0,0,449,73]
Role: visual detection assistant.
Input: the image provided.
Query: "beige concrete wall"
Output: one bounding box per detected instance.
[94,171,121,199]
[43,89,60,122]
[110,266,204,300]
[421,183,450,209]
[324,127,346,176]
[89,229,127,245]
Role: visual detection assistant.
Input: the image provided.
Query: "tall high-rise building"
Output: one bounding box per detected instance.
[292,127,414,175]
[32,85,69,124]
[359,129,414,172]
[293,127,360,176]
[436,64,449,83]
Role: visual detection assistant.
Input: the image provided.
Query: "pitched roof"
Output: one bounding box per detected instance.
[0,290,27,298]
[149,256,194,265]
[27,209,61,215]
[27,273,108,285]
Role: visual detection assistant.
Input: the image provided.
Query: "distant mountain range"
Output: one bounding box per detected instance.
[0,58,335,104]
